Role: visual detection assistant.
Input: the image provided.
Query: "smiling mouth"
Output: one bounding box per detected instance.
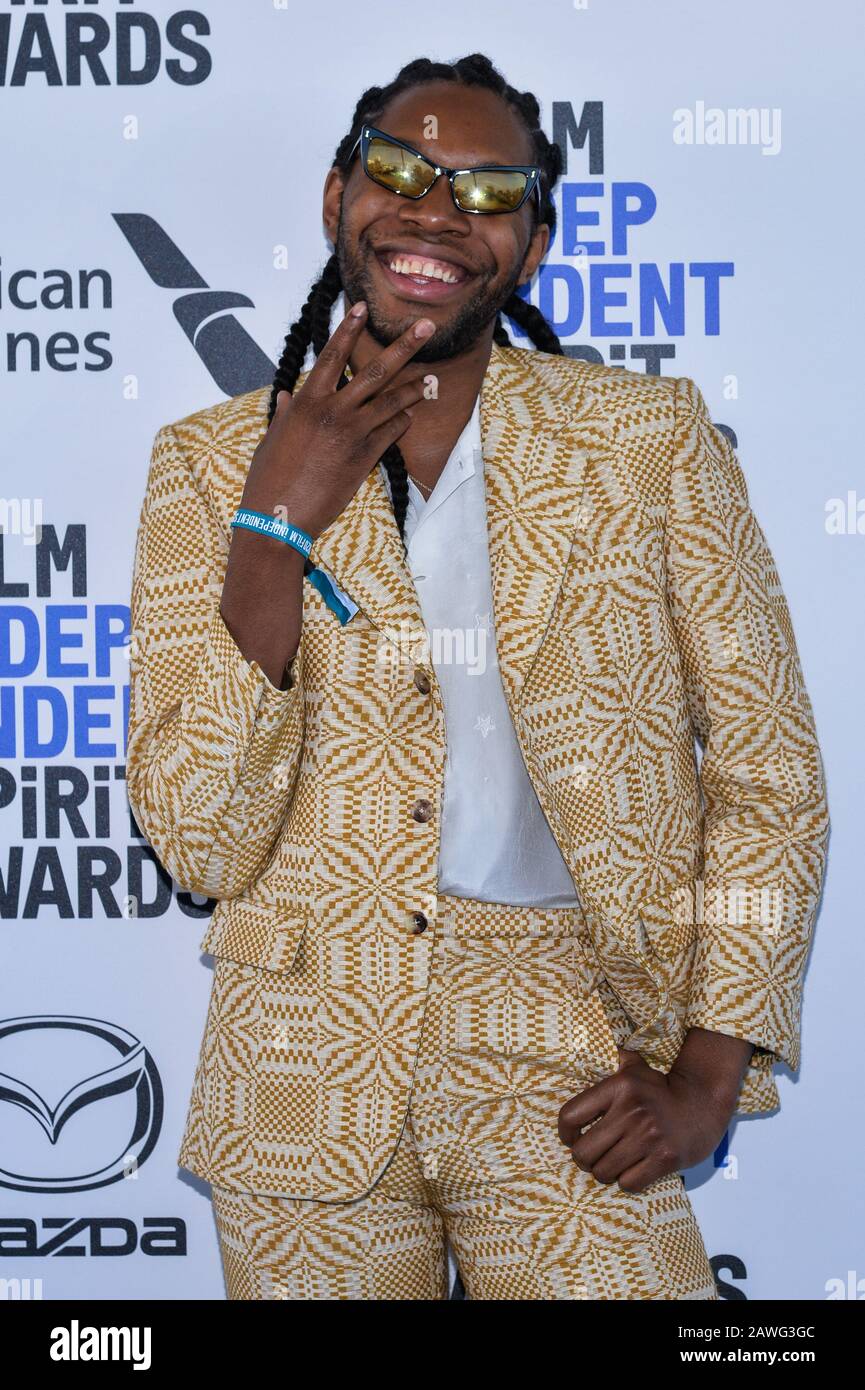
[375,249,472,286]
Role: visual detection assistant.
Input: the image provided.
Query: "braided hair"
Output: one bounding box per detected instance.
[267,53,564,548]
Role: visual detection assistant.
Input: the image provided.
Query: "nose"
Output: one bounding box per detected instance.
[398,171,470,234]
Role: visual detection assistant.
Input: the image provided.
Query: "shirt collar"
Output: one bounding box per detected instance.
[409,394,482,511]
[431,393,481,491]
[379,393,482,517]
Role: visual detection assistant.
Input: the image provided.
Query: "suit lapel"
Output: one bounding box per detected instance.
[307,342,598,699]
[479,346,589,711]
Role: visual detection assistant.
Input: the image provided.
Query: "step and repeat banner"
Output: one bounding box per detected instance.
[1,0,861,1301]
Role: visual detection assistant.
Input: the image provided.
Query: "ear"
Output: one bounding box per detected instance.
[322,166,345,246]
[517,220,550,286]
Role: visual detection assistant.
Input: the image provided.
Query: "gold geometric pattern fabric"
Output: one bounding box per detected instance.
[210,892,719,1300]
[125,343,830,1205]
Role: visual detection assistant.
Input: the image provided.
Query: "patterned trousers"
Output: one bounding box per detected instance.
[211,893,719,1300]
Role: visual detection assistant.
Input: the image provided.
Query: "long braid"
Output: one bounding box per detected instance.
[499,294,564,354]
[309,256,343,357]
[268,53,565,545]
[493,314,512,348]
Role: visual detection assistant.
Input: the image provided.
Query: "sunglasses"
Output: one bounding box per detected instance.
[347,125,542,216]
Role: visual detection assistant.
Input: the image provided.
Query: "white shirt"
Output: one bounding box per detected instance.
[379,396,580,907]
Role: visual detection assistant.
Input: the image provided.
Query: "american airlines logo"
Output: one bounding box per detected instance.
[113,213,277,397]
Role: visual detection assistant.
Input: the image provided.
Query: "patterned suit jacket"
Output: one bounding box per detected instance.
[126,343,830,1202]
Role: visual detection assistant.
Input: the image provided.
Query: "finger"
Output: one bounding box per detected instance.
[340,317,436,408]
[360,373,429,431]
[577,1135,646,1187]
[602,1148,665,1193]
[365,408,414,462]
[556,1075,616,1146]
[567,1107,630,1172]
[307,300,368,393]
[265,388,290,434]
[615,1046,643,1069]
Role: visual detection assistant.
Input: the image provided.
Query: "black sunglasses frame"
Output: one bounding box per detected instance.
[346,125,542,216]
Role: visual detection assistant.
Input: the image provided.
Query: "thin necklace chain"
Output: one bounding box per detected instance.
[406,470,434,496]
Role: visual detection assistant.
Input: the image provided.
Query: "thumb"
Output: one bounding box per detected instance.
[615,1045,643,1070]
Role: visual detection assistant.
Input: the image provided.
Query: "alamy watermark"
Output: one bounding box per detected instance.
[0,497,43,543]
[673,102,782,156]
[377,621,488,675]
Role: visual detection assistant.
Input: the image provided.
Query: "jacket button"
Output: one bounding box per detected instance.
[411,798,434,823]
[413,668,431,694]
[410,912,428,933]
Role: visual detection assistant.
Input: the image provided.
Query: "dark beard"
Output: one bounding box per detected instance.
[336,213,524,363]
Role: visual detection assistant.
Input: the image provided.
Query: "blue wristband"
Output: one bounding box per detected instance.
[230,508,313,559]
[229,508,358,626]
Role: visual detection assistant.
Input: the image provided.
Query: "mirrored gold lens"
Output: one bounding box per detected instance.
[366,137,435,198]
[363,135,532,212]
[452,169,529,212]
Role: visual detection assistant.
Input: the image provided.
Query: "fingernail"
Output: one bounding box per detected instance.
[350,301,367,318]
[414,318,435,338]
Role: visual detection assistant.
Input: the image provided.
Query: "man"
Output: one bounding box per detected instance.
[126,54,830,1300]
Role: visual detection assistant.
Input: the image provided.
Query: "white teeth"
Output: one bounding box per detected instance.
[388,255,461,284]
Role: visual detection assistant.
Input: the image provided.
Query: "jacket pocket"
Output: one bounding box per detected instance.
[637,877,702,963]
[197,895,309,975]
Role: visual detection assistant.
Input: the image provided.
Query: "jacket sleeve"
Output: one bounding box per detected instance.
[664,376,830,1093]
[125,422,305,900]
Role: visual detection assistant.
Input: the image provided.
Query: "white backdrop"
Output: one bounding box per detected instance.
[1,0,861,1301]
